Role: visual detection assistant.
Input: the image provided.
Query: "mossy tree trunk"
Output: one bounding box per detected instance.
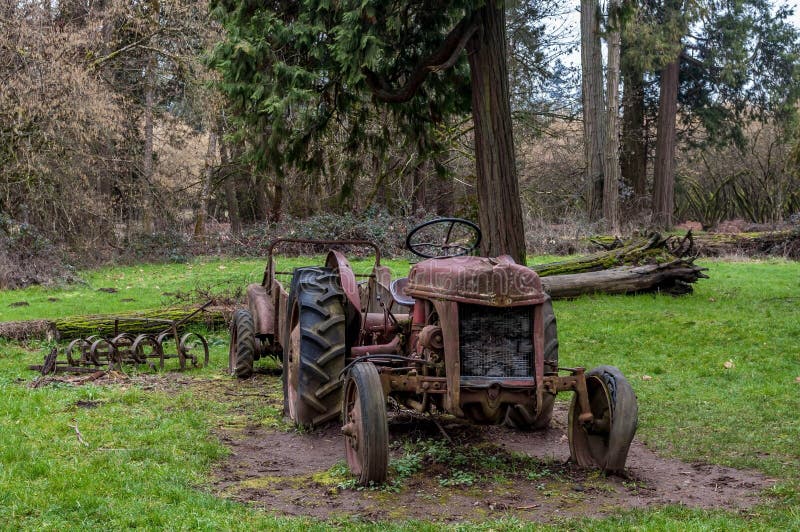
[531,233,681,277]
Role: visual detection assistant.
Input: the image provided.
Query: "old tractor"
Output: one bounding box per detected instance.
[229,218,638,484]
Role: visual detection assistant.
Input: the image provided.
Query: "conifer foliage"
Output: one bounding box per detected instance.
[209,1,527,262]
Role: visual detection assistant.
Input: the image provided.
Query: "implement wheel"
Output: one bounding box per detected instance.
[506,299,559,430]
[342,362,389,485]
[283,267,347,428]
[229,309,255,378]
[568,365,638,474]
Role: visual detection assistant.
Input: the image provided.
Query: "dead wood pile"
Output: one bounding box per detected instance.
[535,232,708,299]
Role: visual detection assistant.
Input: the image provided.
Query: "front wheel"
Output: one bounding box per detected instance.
[342,362,389,485]
[568,365,638,474]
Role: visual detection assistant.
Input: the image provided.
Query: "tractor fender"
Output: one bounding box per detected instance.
[325,250,363,346]
[325,250,361,312]
[246,283,275,337]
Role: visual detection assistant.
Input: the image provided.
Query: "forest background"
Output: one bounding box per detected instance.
[1,0,799,287]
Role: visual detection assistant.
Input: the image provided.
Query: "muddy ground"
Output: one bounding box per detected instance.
[207,374,775,524]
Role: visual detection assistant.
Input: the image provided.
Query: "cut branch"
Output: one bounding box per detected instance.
[363,15,478,103]
[70,420,90,447]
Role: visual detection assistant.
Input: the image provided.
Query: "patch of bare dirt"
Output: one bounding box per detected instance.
[210,378,775,523]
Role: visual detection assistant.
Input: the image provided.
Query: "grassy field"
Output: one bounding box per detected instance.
[1,256,799,529]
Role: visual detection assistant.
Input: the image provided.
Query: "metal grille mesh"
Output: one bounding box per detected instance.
[459,304,533,378]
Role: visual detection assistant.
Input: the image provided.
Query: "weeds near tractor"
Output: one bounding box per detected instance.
[327,437,567,494]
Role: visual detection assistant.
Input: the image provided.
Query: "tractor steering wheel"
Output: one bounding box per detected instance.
[405,218,482,259]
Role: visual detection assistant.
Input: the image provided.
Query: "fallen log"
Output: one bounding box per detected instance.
[585,228,800,259]
[531,232,707,298]
[691,228,800,258]
[542,260,709,299]
[52,303,228,340]
[0,319,58,341]
[0,305,231,342]
[531,233,684,277]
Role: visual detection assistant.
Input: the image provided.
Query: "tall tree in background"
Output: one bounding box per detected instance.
[580,0,605,223]
[650,0,685,228]
[620,1,648,209]
[603,0,622,234]
[210,0,527,262]
[580,0,628,232]
[622,0,800,228]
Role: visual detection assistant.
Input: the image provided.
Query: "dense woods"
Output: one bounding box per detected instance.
[1,0,799,276]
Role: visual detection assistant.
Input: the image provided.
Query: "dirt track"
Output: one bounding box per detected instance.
[209,375,774,523]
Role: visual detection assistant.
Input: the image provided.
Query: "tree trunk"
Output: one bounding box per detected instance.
[621,57,647,209]
[412,150,426,215]
[531,232,681,277]
[434,176,453,215]
[603,2,621,234]
[467,3,526,264]
[541,261,707,299]
[253,177,270,222]
[580,0,605,222]
[141,53,156,233]
[194,128,217,237]
[652,57,679,228]
[219,124,242,234]
[270,175,283,222]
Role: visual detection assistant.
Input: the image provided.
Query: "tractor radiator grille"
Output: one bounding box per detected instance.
[459,304,533,378]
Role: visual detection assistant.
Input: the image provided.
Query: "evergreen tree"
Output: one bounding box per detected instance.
[209,0,527,262]
[619,0,799,227]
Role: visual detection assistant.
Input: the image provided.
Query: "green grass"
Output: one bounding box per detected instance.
[0,341,311,530]
[1,256,799,529]
[556,259,800,478]
[0,256,411,322]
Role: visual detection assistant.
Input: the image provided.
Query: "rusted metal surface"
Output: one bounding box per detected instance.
[431,299,462,417]
[350,335,401,357]
[405,256,548,306]
[232,221,636,482]
[532,301,545,418]
[29,311,210,375]
[378,370,447,395]
[246,283,274,336]
[263,238,381,288]
[326,250,361,314]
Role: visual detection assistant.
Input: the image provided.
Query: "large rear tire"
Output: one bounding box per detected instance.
[342,362,389,485]
[283,267,347,428]
[505,299,558,430]
[229,309,255,378]
[568,365,638,474]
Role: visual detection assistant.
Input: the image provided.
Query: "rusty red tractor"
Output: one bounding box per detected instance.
[229,218,638,484]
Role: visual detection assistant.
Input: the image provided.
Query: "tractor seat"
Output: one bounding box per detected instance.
[389,277,415,307]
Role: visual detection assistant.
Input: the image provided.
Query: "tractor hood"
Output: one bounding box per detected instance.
[405,256,548,307]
